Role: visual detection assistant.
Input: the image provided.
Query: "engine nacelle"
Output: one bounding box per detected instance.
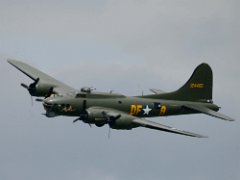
[84,107,139,130]
[110,115,138,130]
[85,107,107,125]
[29,80,54,97]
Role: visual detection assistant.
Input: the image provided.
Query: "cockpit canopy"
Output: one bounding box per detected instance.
[75,87,125,99]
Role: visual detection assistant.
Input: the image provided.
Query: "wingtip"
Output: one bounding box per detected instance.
[7,58,13,63]
[188,132,208,138]
[197,134,208,138]
[7,58,18,65]
[219,115,235,122]
[227,116,235,122]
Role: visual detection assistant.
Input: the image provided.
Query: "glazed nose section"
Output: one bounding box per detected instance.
[43,98,57,117]
[43,98,53,111]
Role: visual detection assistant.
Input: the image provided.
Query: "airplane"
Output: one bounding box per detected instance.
[7,59,235,138]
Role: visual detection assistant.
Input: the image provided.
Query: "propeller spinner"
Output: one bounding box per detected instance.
[21,78,40,96]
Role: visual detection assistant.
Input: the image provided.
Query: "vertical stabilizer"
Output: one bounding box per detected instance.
[144,63,213,102]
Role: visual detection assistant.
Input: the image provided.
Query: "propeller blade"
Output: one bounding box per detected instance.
[33,78,40,86]
[21,83,34,106]
[73,118,80,123]
[21,83,29,89]
[30,96,33,106]
[35,98,44,102]
[108,126,111,139]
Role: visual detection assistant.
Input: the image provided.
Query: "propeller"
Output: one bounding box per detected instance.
[30,96,33,106]
[21,79,39,106]
[106,116,114,139]
[20,83,29,89]
[35,98,44,102]
[73,116,92,127]
[73,100,88,123]
[21,78,55,104]
[102,112,121,139]
[21,78,40,96]
[108,126,111,139]
[73,117,80,123]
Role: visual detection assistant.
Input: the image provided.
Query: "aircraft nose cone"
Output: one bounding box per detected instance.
[43,97,55,111]
[43,97,54,104]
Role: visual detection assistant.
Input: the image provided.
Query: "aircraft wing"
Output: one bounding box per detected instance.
[7,59,76,95]
[183,104,235,121]
[88,107,207,138]
[132,118,207,138]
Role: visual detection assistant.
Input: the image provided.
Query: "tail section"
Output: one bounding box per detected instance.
[173,63,213,102]
[145,63,213,102]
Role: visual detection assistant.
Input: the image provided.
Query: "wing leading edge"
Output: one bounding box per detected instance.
[7,59,76,95]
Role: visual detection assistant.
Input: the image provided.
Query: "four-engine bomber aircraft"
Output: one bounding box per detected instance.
[7,59,234,138]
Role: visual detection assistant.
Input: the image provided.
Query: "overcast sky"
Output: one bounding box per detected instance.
[0,0,239,180]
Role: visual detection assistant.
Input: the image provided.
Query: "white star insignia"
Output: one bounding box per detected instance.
[143,105,152,115]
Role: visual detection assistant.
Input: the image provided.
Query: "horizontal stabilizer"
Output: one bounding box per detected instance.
[183,105,235,121]
[150,88,165,94]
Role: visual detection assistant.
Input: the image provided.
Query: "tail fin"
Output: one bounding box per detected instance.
[146,63,213,102]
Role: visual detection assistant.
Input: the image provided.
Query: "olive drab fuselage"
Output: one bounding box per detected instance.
[43,92,219,119]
